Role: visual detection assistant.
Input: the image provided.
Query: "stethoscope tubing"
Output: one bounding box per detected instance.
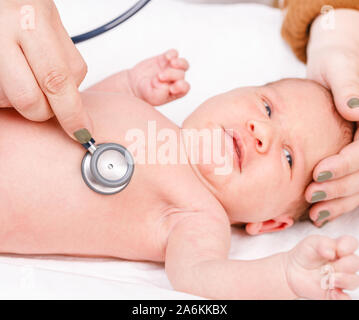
[70,0,152,44]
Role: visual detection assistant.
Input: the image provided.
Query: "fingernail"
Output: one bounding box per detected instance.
[311,191,327,203]
[74,128,92,144]
[348,98,359,108]
[317,171,333,182]
[316,210,330,222]
[319,220,329,228]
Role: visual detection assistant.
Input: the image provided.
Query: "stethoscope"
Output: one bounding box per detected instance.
[80,138,135,195]
[71,0,151,194]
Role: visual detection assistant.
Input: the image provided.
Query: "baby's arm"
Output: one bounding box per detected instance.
[166,212,297,299]
[86,49,190,106]
[166,212,359,299]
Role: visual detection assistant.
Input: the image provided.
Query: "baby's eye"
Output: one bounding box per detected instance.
[264,101,271,117]
[283,148,293,168]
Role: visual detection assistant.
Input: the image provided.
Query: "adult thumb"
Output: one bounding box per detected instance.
[327,70,359,122]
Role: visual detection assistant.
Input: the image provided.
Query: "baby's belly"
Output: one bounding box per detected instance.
[0,93,181,261]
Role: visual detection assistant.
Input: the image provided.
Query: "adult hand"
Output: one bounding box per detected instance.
[0,0,92,139]
[305,9,359,226]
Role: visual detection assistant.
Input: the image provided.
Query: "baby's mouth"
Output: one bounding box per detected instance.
[223,127,243,171]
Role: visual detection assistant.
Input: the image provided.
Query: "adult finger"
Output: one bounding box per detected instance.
[306,170,359,204]
[19,20,92,138]
[324,51,359,122]
[311,140,359,183]
[0,86,11,108]
[51,7,87,87]
[0,40,53,121]
[308,192,359,225]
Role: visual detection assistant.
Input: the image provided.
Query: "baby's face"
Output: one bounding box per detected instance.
[183,79,349,224]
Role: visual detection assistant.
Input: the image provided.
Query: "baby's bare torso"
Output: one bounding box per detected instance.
[0,92,217,261]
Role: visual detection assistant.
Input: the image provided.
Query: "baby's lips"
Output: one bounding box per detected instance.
[232,130,246,171]
[223,128,244,172]
[222,128,238,169]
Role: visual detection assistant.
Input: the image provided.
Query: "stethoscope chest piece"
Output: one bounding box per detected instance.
[81,142,134,195]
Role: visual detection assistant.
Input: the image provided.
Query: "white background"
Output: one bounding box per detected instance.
[0,0,357,300]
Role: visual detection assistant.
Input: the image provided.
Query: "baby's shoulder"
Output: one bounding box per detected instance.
[157,164,219,206]
[163,172,227,222]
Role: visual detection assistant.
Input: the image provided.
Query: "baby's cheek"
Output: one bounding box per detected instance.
[237,179,289,222]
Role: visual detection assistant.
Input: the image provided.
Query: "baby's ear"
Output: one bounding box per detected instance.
[245,214,294,236]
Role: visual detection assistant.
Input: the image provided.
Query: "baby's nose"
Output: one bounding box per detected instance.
[246,120,274,153]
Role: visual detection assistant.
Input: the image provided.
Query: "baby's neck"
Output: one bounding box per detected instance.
[179,127,223,200]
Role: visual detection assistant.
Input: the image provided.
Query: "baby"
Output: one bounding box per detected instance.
[1,50,359,300]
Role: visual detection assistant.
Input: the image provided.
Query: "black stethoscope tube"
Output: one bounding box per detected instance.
[70,0,152,44]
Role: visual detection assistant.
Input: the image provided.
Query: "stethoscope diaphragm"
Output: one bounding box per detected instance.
[81,141,134,195]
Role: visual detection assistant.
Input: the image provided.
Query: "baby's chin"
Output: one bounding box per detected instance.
[226,212,257,226]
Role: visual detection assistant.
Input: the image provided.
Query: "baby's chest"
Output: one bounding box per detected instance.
[105,164,209,261]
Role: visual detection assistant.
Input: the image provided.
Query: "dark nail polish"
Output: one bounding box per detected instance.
[317,171,333,182]
[319,220,329,228]
[348,98,359,108]
[74,128,92,144]
[316,210,330,222]
[311,191,327,203]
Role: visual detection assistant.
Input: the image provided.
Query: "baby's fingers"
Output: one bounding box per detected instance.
[164,49,178,61]
[333,255,359,273]
[158,69,185,83]
[316,237,337,261]
[333,273,359,290]
[170,80,190,96]
[170,58,189,71]
[329,289,351,300]
[336,236,359,258]
[157,49,179,69]
[295,235,337,267]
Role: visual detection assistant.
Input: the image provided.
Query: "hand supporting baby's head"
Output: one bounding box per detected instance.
[182,78,354,235]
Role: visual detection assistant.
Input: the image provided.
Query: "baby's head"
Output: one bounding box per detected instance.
[182,78,354,234]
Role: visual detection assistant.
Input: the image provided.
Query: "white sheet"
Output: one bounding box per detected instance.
[0,0,358,300]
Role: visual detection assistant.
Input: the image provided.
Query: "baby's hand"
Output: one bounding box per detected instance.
[128,49,190,106]
[285,235,359,300]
